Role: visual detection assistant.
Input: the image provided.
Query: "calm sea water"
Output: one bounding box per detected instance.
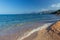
[0,14,60,22]
[0,14,60,30]
[0,14,59,36]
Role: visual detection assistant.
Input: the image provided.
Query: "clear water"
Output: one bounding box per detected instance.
[0,14,60,30]
[0,14,60,36]
[0,14,60,22]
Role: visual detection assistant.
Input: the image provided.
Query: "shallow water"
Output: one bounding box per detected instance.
[0,14,59,33]
[0,14,59,40]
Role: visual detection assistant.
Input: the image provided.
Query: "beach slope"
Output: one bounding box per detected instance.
[21,21,60,40]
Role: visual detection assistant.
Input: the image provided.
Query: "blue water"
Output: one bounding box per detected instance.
[0,14,60,31]
[0,14,59,22]
[0,14,59,36]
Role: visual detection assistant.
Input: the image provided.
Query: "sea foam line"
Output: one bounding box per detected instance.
[17,23,52,40]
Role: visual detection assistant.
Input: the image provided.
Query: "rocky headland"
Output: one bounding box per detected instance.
[51,10,60,15]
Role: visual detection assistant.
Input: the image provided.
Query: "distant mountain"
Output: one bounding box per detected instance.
[25,10,57,14]
[39,10,55,14]
[51,10,60,15]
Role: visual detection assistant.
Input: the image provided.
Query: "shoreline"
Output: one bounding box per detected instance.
[17,23,52,40]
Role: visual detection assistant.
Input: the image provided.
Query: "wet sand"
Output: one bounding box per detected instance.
[0,22,48,40]
[17,23,52,40]
[21,21,60,40]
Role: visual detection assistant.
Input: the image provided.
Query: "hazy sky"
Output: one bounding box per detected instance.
[0,0,60,14]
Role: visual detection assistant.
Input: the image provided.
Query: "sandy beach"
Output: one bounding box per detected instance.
[1,0,60,40]
[0,22,50,40]
[0,21,60,40]
[18,21,60,40]
[17,23,52,40]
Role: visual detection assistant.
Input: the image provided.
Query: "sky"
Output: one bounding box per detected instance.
[0,0,60,14]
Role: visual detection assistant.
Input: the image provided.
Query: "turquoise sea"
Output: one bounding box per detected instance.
[0,14,60,23]
[0,14,60,37]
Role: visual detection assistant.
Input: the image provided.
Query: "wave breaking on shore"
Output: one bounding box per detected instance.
[17,23,52,40]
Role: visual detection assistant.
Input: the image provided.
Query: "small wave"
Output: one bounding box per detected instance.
[17,23,52,40]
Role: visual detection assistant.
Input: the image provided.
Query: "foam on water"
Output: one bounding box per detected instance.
[17,23,52,40]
